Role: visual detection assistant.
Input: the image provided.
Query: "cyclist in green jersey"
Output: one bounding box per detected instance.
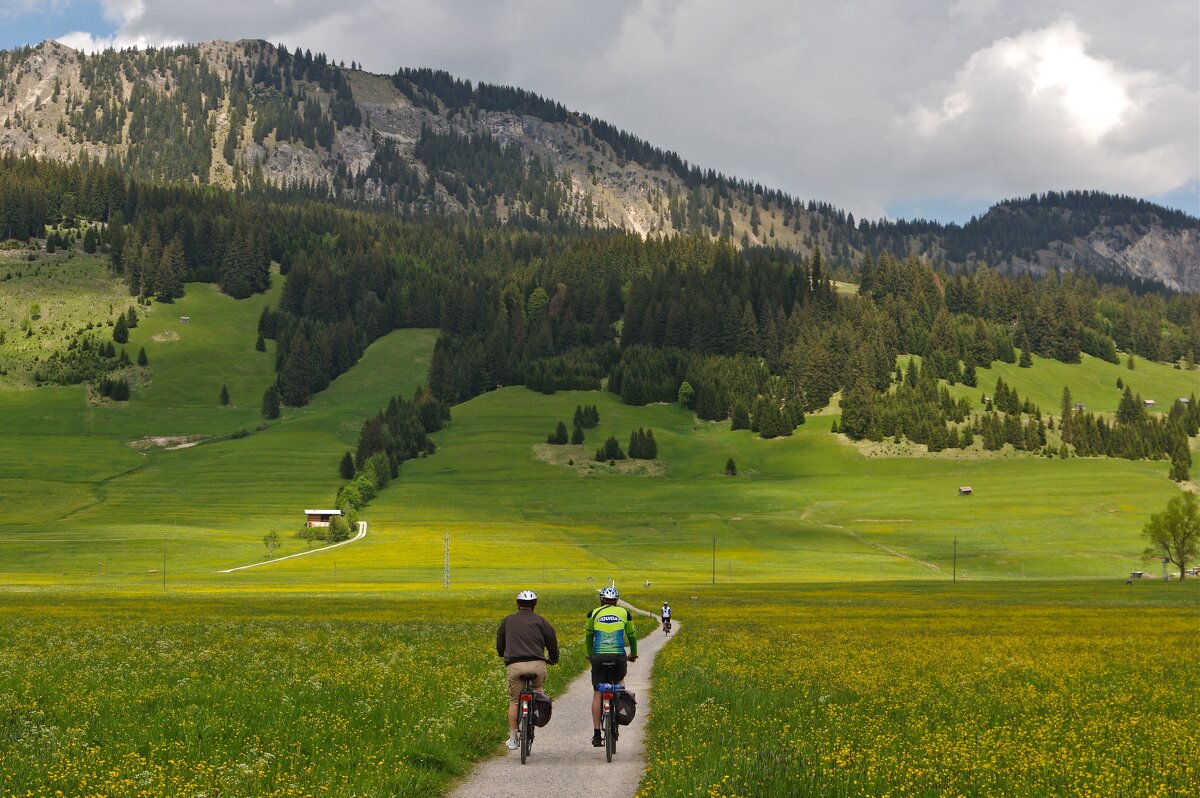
[586,586,638,747]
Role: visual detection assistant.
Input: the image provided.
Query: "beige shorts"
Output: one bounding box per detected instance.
[506,660,547,704]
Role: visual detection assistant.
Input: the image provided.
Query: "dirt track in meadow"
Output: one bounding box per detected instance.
[446,602,675,798]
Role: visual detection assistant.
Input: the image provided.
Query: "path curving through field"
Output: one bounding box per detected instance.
[217,521,367,573]
[447,601,676,798]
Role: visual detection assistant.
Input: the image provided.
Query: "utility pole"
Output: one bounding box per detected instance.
[953,538,957,584]
[162,534,167,592]
[443,531,450,589]
[712,534,716,585]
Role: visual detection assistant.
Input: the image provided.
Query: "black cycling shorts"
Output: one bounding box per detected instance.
[590,654,627,689]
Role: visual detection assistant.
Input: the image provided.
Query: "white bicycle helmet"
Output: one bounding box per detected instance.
[599,586,619,600]
[517,590,538,601]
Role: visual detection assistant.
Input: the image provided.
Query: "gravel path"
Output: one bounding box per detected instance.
[447,602,676,798]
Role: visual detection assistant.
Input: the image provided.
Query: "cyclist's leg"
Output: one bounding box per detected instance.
[506,661,543,738]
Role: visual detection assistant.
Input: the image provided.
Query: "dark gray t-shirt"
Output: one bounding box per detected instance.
[496,610,559,664]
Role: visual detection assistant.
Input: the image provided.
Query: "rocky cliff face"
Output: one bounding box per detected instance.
[1,39,1196,291]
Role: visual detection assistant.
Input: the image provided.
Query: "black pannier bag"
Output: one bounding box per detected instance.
[532,692,553,727]
[615,690,637,725]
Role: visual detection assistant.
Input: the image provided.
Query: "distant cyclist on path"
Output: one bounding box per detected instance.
[496,590,559,750]
[586,586,638,747]
[661,601,671,632]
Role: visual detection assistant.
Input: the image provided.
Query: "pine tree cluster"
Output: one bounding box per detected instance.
[627,428,658,459]
[595,435,626,462]
[547,420,569,445]
[95,375,130,401]
[573,404,600,428]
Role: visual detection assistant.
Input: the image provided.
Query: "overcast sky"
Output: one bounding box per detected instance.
[2,0,1197,222]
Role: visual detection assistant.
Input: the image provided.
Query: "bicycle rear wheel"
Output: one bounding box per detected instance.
[519,698,532,764]
[604,704,615,762]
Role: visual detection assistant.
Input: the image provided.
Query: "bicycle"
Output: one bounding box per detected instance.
[662,617,671,635]
[596,676,625,762]
[517,674,538,764]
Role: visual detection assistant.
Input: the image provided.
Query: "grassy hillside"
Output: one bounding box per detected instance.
[0,260,1192,589]
[0,251,134,387]
[939,350,1199,416]
[0,271,437,584]
[237,385,1186,589]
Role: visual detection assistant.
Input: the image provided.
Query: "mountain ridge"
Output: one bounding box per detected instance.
[0,38,1195,291]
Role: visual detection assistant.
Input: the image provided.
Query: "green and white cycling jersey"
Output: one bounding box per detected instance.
[586,605,638,656]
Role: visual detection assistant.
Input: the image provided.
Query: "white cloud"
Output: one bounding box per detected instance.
[56,28,165,53]
[896,16,1197,210]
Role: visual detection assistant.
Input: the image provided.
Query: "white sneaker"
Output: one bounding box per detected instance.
[505,738,520,750]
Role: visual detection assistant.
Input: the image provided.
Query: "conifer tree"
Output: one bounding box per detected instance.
[725,457,737,476]
[571,422,585,445]
[261,383,281,419]
[219,384,230,406]
[112,314,129,344]
[1019,329,1033,367]
[730,401,750,431]
[339,450,355,479]
[256,333,266,352]
[126,307,138,328]
[137,346,148,366]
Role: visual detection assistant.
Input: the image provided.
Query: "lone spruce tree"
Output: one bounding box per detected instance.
[261,384,280,419]
[112,314,128,344]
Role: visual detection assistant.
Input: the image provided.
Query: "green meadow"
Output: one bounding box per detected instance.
[0,252,134,387]
[641,581,1199,798]
[0,260,1193,587]
[0,268,438,584]
[1,262,1198,798]
[905,349,1199,417]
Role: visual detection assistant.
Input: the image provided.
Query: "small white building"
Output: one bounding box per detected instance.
[304,509,342,528]
[1143,399,1156,408]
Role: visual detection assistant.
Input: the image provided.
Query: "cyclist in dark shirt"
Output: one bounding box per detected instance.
[496,590,559,750]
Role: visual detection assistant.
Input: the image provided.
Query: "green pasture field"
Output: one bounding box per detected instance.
[245,382,1187,589]
[0,589,606,798]
[902,350,1199,417]
[0,252,135,387]
[2,323,1190,588]
[0,271,438,584]
[640,580,1199,798]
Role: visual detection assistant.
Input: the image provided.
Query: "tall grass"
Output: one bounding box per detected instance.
[639,582,1200,797]
[0,590,593,798]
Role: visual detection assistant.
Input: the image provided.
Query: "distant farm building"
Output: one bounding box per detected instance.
[1143,399,1156,408]
[1074,403,1086,412]
[179,316,190,324]
[958,486,973,496]
[1179,397,1191,405]
[304,509,342,528]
